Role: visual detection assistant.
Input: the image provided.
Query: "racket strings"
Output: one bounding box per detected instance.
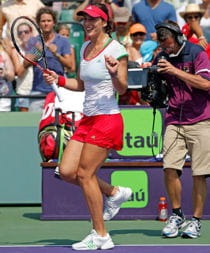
[11,17,44,62]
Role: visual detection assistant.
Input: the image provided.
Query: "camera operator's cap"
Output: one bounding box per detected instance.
[129,23,147,35]
[179,3,205,18]
[114,7,131,23]
[140,40,158,63]
[77,5,108,21]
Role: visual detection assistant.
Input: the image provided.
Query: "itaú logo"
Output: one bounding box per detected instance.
[111,170,148,208]
[124,132,159,148]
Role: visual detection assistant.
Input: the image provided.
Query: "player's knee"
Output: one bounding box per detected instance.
[59,164,77,183]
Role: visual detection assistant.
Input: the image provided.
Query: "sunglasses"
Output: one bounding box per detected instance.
[132,32,146,37]
[115,22,128,26]
[18,30,30,36]
[186,15,200,20]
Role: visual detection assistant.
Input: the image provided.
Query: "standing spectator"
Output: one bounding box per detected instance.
[27,7,72,112]
[0,39,15,111]
[155,20,210,239]
[132,0,177,41]
[43,3,132,250]
[11,22,34,112]
[111,7,132,47]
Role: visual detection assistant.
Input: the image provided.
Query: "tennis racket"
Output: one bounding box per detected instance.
[10,16,63,101]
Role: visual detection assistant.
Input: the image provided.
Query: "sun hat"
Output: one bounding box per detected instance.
[179,3,205,19]
[77,5,108,21]
[114,7,131,23]
[129,23,147,35]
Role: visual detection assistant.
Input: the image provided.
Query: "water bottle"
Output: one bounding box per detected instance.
[158,197,168,221]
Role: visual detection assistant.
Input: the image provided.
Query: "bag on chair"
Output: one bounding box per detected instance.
[38,92,83,162]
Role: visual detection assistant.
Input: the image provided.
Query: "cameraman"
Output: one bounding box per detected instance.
[154,20,210,239]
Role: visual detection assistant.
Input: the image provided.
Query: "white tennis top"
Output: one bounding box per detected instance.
[80,39,128,116]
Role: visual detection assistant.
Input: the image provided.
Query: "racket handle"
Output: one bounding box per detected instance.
[51,82,63,102]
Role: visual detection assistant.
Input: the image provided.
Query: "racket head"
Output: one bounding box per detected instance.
[11,16,46,64]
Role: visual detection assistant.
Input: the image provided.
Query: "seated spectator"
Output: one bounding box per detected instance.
[0,0,45,39]
[127,23,147,65]
[180,3,208,50]
[119,24,149,106]
[0,39,15,112]
[111,7,132,47]
[56,23,76,76]
[124,0,140,11]
[11,22,34,112]
[200,0,210,42]
[140,40,161,67]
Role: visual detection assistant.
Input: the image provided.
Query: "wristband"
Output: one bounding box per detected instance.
[57,75,66,87]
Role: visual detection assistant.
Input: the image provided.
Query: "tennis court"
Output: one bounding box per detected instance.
[1,206,210,252]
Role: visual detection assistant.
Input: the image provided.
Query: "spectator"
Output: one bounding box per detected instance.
[119,23,147,105]
[180,3,208,49]
[0,0,45,39]
[200,0,210,42]
[140,40,161,66]
[0,39,15,111]
[0,0,45,63]
[132,0,177,41]
[124,0,140,11]
[56,23,76,76]
[11,22,34,112]
[111,7,132,47]
[127,23,147,64]
[27,7,72,112]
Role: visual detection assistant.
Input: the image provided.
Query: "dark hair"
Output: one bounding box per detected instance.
[92,3,113,35]
[36,7,57,24]
[156,20,179,43]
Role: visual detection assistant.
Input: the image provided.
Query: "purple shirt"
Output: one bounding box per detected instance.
[155,41,210,125]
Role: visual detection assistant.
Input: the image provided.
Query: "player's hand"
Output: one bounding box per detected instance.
[43,69,58,85]
[104,55,119,76]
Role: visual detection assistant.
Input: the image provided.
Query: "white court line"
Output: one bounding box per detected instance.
[0,244,210,247]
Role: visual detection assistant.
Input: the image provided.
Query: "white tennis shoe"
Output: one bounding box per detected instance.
[103,186,132,221]
[72,229,114,250]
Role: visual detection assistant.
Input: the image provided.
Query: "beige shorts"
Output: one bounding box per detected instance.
[163,119,210,176]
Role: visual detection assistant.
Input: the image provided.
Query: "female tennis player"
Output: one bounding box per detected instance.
[43,3,131,250]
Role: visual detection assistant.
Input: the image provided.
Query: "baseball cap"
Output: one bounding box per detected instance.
[129,23,147,35]
[77,5,108,22]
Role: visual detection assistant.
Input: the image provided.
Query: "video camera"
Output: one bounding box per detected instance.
[127,65,168,108]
